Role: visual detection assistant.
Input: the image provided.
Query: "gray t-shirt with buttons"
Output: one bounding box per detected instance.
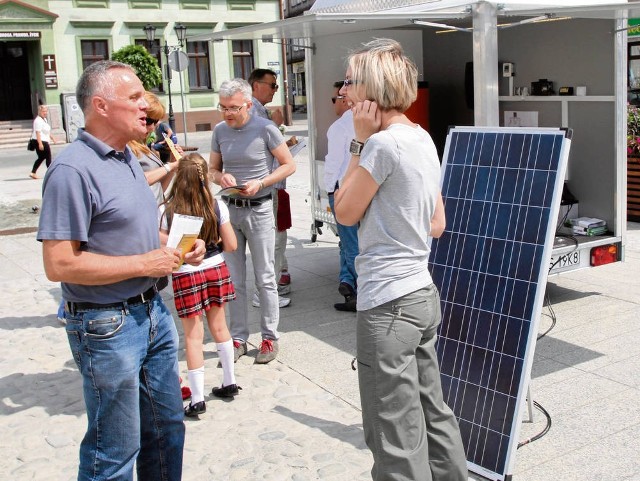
[37,129,161,304]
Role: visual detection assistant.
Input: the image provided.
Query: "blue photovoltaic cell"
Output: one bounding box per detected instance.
[430,128,569,480]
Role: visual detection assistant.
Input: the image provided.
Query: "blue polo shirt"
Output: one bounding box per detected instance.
[37,129,160,304]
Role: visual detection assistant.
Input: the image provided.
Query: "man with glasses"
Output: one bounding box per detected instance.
[247,69,295,303]
[248,68,284,126]
[325,81,358,312]
[210,78,295,364]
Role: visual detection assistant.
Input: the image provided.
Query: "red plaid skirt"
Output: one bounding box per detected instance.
[172,263,236,318]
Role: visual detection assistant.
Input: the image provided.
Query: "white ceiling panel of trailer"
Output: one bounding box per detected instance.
[187,11,468,43]
[189,1,640,44]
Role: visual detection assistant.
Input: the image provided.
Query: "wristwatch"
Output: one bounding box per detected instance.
[349,139,365,156]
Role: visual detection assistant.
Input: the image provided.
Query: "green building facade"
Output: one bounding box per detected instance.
[0,0,283,138]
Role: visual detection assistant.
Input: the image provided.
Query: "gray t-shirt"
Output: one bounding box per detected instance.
[37,128,160,304]
[211,114,284,198]
[356,123,440,311]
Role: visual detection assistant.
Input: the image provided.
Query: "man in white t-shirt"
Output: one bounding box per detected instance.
[325,82,358,311]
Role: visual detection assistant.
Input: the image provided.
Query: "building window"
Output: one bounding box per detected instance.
[81,40,109,70]
[232,40,254,80]
[187,41,211,90]
[74,0,109,7]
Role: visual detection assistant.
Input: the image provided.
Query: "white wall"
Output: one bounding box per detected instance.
[310,29,424,160]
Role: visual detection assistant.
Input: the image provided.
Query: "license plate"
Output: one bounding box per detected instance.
[550,251,580,272]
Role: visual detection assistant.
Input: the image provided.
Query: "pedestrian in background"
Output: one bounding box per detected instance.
[335,39,468,481]
[29,105,57,179]
[249,68,291,300]
[37,60,205,481]
[248,68,292,298]
[324,81,358,312]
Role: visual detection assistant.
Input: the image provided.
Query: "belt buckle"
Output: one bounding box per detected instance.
[241,198,250,208]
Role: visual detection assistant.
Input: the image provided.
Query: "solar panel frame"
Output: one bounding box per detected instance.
[430,127,571,481]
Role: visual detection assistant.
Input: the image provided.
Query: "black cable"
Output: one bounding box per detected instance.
[518,400,552,448]
[538,291,557,340]
[556,202,574,234]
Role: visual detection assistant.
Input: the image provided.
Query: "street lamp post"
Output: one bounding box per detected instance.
[143,23,187,133]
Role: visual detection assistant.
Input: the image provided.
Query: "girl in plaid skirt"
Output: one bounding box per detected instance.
[160,153,240,417]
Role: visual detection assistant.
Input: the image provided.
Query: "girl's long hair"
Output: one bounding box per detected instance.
[162,153,219,245]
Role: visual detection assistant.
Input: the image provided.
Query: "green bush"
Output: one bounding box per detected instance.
[112,44,162,91]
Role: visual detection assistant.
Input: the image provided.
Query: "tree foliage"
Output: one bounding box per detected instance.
[111,44,162,91]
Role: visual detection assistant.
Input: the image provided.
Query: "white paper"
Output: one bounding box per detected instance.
[288,137,307,157]
[166,214,203,249]
[504,111,538,127]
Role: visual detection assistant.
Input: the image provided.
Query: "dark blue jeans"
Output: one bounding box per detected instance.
[328,193,359,292]
[65,294,184,481]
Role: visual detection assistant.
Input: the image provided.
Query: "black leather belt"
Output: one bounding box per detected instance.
[65,285,158,314]
[222,194,271,207]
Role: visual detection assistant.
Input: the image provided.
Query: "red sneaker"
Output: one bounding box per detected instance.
[278,271,291,286]
[181,386,192,400]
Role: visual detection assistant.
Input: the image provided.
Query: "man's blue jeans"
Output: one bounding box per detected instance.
[65,294,185,481]
[328,193,359,292]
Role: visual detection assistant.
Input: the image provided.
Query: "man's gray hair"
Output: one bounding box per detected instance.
[218,78,252,101]
[76,60,134,113]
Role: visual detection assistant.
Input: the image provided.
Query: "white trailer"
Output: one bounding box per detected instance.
[197,0,640,277]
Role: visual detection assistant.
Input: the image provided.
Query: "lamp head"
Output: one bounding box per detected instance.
[143,24,156,43]
[174,23,187,44]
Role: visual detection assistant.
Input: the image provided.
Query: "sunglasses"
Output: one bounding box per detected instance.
[331,95,345,104]
[145,117,158,125]
[257,80,279,90]
[343,79,357,88]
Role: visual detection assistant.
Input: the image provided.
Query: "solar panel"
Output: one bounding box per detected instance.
[430,127,571,481]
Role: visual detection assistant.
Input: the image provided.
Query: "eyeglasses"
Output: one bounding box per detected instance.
[145,117,159,125]
[256,81,278,90]
[343,79,356,88]
[217,103,247,114]
[331,96,345,104]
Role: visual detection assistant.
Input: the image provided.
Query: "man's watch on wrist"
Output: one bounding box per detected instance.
[349,139,365,156]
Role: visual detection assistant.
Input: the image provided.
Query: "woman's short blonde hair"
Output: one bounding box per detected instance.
[347,38,418,113]
[144,91,166,122]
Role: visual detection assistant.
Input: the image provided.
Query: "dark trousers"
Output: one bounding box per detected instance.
[31,141,52,174]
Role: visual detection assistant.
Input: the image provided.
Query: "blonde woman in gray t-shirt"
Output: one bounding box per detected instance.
[334,39,468,481]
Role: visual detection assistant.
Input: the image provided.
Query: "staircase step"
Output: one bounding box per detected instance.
[1,131,31,140]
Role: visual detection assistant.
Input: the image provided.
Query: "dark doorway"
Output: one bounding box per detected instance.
[0,41,32,121]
